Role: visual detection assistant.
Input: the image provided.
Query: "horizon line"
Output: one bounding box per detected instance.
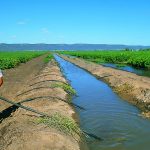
[0,43,150,47]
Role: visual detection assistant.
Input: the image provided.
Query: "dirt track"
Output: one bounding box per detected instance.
[0,58,83,150]
[60,55,150,118]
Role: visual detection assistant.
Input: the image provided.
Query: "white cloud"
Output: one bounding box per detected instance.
[17,21,26,25]
[17,19,29,25]
[58,35,65,39]
[10,35,17,39]
[41,28,50,34]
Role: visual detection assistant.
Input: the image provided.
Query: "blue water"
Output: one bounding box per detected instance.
[55,55,150,150]
[65,55,150,77]
[101,63,150,78]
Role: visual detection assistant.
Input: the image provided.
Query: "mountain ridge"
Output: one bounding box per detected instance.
[0,43,150,51]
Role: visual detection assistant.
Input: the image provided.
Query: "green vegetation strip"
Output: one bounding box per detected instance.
[37,113,81,136]
[0,51,48,70]
[51,83,76,95]
[44,54,54,63]
[59,50,150,69]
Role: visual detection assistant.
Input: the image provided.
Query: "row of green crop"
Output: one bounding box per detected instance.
[59,51,150,69]
[44,54,54,63]
[0,51,47,70]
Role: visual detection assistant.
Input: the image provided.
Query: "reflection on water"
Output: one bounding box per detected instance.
[101,63,150,77]
[55,55,150,150]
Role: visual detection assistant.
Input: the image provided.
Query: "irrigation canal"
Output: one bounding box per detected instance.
[101,63,150,78]
[64,54,150,78]
[55,55,150,150]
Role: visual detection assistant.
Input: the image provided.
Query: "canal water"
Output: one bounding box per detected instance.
[65,55,150,78]
[101,63,150,78]
[55,55,150,150]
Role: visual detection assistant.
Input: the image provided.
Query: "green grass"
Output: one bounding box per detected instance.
[0,51,48,70]
[37,113,81,136]
[51,83,76,96]
[59,50,150,69]
[116,64,127,68]
[44,54,54,63]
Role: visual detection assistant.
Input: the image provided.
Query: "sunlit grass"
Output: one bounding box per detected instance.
[36,113,81,136]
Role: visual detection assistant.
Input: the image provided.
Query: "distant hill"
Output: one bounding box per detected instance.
[0,43,150,51]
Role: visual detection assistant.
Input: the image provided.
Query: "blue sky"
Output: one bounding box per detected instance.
[0,0,150,45]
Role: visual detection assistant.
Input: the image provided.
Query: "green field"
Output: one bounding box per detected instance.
[59,50,150,69]
[0,51,47,70]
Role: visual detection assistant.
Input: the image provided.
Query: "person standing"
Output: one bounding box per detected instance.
[0,69,3,87]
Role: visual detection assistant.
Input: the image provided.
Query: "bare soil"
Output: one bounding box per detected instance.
[60,55,150,118]
[0,57,83,150]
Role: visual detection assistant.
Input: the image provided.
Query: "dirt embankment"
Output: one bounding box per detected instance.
[60,55,150,118]
[0,58,83,150]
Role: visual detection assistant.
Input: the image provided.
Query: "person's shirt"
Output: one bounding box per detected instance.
[0,69,3,78]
